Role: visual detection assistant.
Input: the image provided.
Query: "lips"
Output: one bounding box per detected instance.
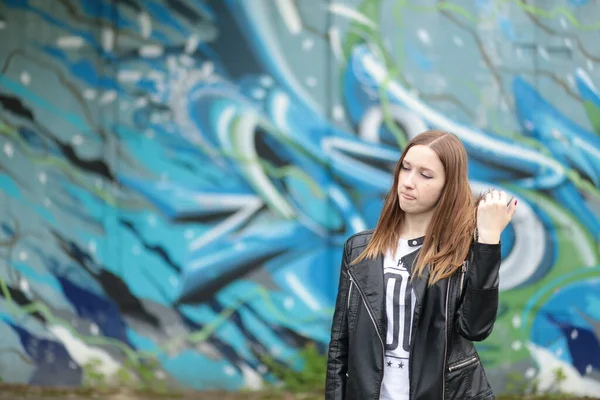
[401,193,416,200]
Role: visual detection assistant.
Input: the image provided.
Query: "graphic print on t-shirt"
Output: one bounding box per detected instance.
[384,255,416,365]
[380,238,421,400]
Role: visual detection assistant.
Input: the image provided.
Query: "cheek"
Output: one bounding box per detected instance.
[424,182,443,203]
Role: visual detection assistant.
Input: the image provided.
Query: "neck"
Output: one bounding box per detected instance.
[399,212,433,239]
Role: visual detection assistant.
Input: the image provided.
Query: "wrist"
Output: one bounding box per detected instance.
[476,230,500,244]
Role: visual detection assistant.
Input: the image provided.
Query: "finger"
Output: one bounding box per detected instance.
[491,189,499,201]
[499,191,507,205]
[485,191,493,203]
[507,198,517,218]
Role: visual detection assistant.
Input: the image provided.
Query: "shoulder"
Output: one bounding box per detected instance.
[344,229,375,251]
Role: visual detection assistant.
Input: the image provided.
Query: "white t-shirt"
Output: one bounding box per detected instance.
[380,237,423,400]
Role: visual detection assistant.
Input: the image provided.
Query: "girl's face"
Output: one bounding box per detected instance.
[397,145,446,215]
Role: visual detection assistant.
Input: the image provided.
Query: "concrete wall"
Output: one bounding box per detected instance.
[0,0,599,395]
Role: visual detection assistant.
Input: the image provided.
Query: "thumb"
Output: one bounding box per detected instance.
[507,198,517,219]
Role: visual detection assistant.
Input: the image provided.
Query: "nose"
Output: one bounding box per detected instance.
[402,171,415,189]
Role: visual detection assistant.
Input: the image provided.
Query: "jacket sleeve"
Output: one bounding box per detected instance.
[325,241,351,400]
[455,241,502,341]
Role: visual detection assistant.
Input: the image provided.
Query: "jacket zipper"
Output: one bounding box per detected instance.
[347,271,385,399]
[460,261,467,294]
[441,276,451,400]
[347,280,353,310]
[448,356,478,372]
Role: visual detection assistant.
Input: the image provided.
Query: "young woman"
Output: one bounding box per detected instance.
[325,130,516,400]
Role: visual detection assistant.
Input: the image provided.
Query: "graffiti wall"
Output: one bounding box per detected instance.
[0,0,599,395]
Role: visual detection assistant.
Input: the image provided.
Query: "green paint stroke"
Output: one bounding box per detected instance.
[0,274,331,365]
[481,187,599,367]
[400,0,600,31]
[339,0,409,148]
[583,100,600,135]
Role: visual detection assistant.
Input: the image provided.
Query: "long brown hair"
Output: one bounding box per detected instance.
[351,130,476,286]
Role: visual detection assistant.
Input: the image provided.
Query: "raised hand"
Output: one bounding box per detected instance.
[476,190,517,244]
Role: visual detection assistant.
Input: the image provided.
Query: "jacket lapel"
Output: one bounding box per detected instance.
[347,254,386,339]
[403,249,430,308]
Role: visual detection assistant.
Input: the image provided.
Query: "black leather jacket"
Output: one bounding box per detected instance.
[325,229,501,400]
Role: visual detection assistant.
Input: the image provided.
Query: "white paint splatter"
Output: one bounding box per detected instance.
[252,88,266,99]
[224,365,236,376]
[71,134,84,146]
[100,90,117,104]
[417,29,431,46]
[333,105,345,121]
[118,70,142,82]
[271,346,282,356]
[528,342,600,395]
[305,76,317,87]
[102,28,114,52]
[19,278,29,293]
[453,36,463,47]
[134,97,148,108]
[275,0,302,35]
[567,74,575,88]
[4,143,14,158]
[49,325,121,377]
[302,38,314,51]
[329,26,344,62]
[185,34,200,54]
[20,71,31,86]
[88,240,97,254]
[202,61,214,77]
[179,54,195,67]
[524,120,534,131]
[564,38,572,49]
[83,89,96,100]
[260,76,274,88]
[512,314,521,328]
[284,297,295,310]
[138,12,152,39]
[57,36,85,49]
[525,367,537,379]
[571,329,578,340]
[139,45,164,58]
[537,46,550,61]
[18,251,28,261]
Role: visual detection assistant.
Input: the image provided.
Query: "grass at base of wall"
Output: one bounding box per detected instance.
[0,385,597,400]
